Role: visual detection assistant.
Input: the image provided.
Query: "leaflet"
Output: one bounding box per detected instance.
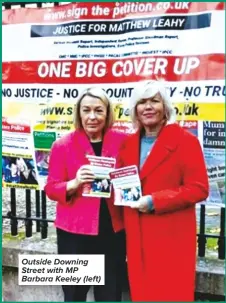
[33,131,56,190]
[110,165,142,206]
[2,117,39,189]
[82,155,116,198]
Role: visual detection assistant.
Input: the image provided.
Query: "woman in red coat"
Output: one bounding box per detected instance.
[119,81,209,302]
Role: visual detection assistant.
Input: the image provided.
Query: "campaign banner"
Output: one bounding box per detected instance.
[2,2,225,206]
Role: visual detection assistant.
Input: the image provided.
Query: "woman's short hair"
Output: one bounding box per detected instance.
[130,80,176,129]
[74,87,115,131]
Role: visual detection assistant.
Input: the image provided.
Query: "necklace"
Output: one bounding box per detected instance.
[144,131,158,137]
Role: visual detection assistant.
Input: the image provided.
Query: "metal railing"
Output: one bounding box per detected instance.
[2,188,225,302]
[2,189,225,260]
[3,188,52,239]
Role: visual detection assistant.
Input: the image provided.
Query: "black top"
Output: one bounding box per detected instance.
[90,141,114,235]
[20,170,38,185]
[91,141,102,157]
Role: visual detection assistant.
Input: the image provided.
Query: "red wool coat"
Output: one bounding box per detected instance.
[119,124,209,302]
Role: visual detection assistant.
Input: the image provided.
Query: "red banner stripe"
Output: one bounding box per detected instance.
[2,54,225,84]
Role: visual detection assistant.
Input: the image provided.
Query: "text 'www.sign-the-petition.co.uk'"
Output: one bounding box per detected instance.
[18,255,104,285]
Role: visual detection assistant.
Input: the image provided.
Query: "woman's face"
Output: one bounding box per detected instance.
[80,95,107,139]
[16,158,26,172]
[97,181,102,189]
[10,163,18,176]
[136,93,165,129]
[127,191,133,200]
[101,179,108,188]
[131,187,138,196]
[44,154,50,164]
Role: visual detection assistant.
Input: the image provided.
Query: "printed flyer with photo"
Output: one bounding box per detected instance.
[2,117,39,189]
[110,165,142,206]
[33,131,56,190]
[202,121,225,207]
[82,155,116,198]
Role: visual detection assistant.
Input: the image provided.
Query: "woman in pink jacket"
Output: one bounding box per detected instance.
[45,87,127,302]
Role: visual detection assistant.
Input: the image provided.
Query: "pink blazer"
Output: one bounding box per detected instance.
[45,129,127,235]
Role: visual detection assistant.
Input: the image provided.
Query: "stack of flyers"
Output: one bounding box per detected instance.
[110,165,142,206]
[82,155,116,198]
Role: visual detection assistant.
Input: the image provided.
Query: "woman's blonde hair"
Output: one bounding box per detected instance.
[130,80,176,129]
[74,87,115,132]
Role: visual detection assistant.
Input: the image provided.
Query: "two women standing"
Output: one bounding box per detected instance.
[45,82,209,302]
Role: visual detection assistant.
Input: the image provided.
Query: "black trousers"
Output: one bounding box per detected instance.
[57,207,126,302]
